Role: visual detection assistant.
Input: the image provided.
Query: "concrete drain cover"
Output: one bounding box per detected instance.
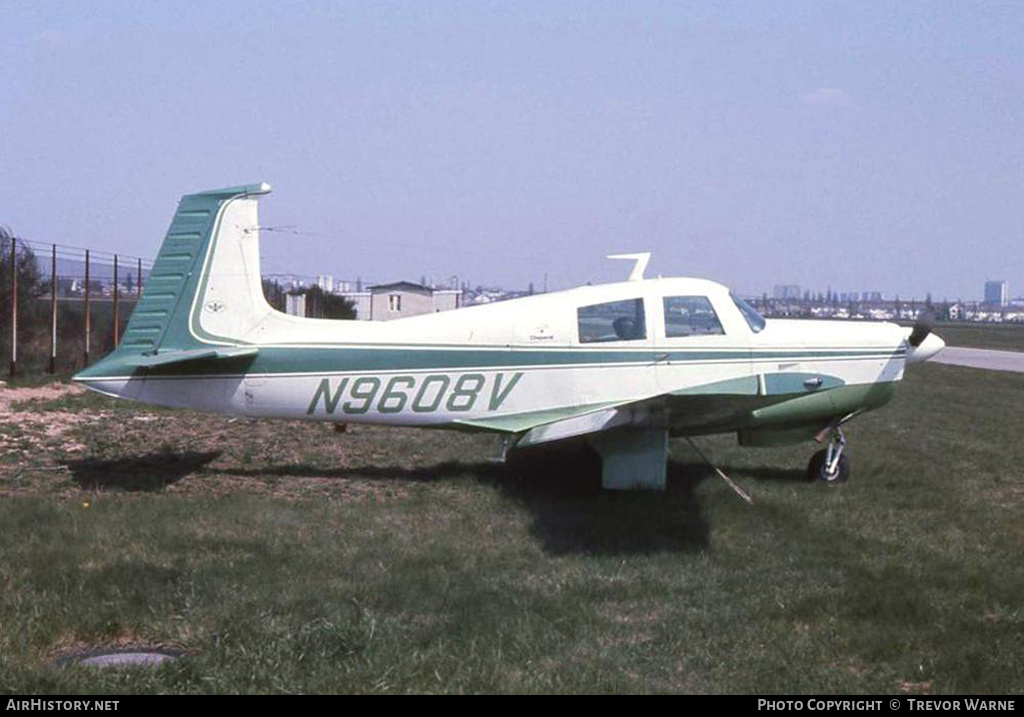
[59,648,186,669]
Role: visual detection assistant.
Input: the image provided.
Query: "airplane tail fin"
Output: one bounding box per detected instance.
[76,182,273,382]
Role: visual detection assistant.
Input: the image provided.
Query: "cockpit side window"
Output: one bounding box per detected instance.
[577,298,646,343]
[663,296,725,337]
[731,293,766,333]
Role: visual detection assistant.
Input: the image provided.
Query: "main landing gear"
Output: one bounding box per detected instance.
[807,426,850,483]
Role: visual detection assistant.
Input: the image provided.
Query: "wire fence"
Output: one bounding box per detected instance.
[0,234,385,377]
[1,234,153,376]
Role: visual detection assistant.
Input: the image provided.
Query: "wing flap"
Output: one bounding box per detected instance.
[456,397,663,447]
[453,401,623,434]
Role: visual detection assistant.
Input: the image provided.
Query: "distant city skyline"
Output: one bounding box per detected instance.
[9,231,1020,305]
[2,2,1021,300]
[985,279,1010,306]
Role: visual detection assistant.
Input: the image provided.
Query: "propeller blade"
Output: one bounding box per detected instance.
[908,308,936,347]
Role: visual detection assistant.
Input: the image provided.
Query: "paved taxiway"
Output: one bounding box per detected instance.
[932,346,1024,373]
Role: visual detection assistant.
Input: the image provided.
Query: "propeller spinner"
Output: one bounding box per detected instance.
[908,308,936,347]
[906,309,945,363]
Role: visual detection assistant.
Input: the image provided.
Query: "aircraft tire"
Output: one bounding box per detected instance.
[807,450,850,483]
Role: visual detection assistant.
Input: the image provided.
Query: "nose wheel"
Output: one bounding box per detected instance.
[808,427,850,483]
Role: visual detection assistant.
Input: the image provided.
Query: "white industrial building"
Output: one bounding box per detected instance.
[316,274,335,293]
[338,281,462,321]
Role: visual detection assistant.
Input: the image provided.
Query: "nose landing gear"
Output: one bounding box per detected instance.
[808,426,850,483]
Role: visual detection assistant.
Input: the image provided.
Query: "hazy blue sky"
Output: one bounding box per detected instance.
[1,1,1021,298]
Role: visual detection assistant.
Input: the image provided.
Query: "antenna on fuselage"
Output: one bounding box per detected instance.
[607,252,651,281]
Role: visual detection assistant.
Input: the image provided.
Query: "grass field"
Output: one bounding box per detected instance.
[1,364,1022,694]
[934,322,1024,353]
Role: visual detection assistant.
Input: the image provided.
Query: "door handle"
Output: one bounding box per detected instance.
[654,353,669,363]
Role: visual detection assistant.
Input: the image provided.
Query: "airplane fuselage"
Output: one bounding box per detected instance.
[74,183,945,488]
[77,276,921,440]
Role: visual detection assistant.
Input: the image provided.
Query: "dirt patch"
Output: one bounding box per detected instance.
[0,380,494,500]
[0,381,86,413]
[0,383,99,462]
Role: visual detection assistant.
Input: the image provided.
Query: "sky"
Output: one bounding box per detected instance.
[1,1,1021,299]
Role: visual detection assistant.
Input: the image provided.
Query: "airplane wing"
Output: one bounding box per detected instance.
[455,376,762,446]
[455,400,647,446]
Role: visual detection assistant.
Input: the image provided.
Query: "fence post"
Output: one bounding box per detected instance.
[8,237,15,377]
[84,249,90,366]
[137,257,142,299]
[50,244,57,374]
[112,254,119,347]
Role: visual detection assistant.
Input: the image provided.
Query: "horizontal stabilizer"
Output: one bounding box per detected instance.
[125,346,259,368]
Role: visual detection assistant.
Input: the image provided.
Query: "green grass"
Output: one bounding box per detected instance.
[3,372,74,389]
[0,364,1022,693]
[935,322,1024,352]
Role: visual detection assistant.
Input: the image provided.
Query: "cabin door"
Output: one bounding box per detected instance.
[654,294,754,434]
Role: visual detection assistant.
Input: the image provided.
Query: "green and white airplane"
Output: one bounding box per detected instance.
[75,183,945,489]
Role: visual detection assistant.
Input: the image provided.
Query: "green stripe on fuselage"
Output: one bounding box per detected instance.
[76,345,905,380]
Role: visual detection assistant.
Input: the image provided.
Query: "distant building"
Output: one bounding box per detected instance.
[338,291,372,318]
[773,284,801,300]
[861,291,883,303]
[316,274,334,293]
[338,281,462,321]
[985,280,1008,307]
[285,293,306,317]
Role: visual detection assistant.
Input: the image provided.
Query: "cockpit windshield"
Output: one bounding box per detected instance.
[731,294,766,333]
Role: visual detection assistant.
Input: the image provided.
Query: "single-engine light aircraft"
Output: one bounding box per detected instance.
[75,183,945,489]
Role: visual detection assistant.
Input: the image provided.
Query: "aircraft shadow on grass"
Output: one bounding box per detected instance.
[495,459,713,556]
[214,453,720,556]
[719,465,808,483]
[62,445,800,555]
[62,451,222,492]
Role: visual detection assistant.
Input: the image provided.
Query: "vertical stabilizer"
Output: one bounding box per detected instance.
[118,182,271,354]
[76,182,271,382]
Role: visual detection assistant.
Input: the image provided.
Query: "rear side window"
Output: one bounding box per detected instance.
[577,298,646,343]
[663,296,725,337]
